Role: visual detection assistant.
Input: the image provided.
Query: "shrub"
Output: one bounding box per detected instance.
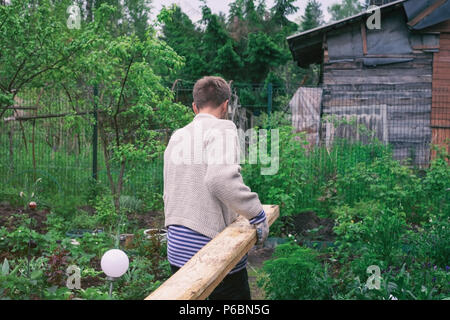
[258,241,333,299]
[242,126,310,217]
[333,201,408,272]
[413,211,450,268]
[334,154,422,222]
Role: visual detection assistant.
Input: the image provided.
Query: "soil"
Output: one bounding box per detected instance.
[0,201,50,234]
[282,210,336,241]
[0,200,164,237]
[81,275,106,289]
[247,246,275,300]
[127,210,165,231]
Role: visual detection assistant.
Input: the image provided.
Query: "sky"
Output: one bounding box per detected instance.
[150,0,344,25]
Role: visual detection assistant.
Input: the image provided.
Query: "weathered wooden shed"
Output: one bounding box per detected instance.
[287,0,450,165]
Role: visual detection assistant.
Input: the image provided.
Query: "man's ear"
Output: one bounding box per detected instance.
[222,99,229,119]
[223,99,229,113]
[192,102,199,114]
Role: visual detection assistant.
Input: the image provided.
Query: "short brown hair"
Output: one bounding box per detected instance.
[193,76,231,109]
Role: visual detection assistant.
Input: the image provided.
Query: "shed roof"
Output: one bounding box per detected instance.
[287,0,450,67]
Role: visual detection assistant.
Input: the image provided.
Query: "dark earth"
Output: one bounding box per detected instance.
[282,210,336,241]
[0,201,50,234]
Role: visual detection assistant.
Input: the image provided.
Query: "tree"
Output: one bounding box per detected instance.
[76,5,193,215]
[244,32,290,83]
[299,0,324,32]
[328,0,364,22]
[75,0,151,38]
[213,40,244,80]
[229,0,245,22]
[122,0,152,39]
[1,1,192,215]
[270,0,298,28]
[200,5,230,64]
[0,0,94,119]
[159,5,206,80]
[228,0,266,50]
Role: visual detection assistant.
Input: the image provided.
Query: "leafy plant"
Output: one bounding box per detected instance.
[45,247,72,287]
[258,241,333,299]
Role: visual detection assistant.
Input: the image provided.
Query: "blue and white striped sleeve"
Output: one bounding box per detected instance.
[249,210,266,225]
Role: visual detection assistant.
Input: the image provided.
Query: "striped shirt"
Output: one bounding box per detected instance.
[167,210,266,274]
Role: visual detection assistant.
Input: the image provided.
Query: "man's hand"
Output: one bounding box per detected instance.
[255,219,269,246]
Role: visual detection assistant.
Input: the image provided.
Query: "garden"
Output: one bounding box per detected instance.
[1,116,448,300]
[0,0,449,300]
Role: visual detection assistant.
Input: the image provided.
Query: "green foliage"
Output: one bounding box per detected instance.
[1,0,449,301]
[0,222,46,256]
[413,211,450,268]
[333,201,408,269]
[95,193,118,224]
[244,32,290,82]
[116,256,164,299]
[159,1,307,86]
[67,232,114,266]
[333,153,423,222]
[299,0,325,31]
[418,148,450,216]
[78,287,111,300]
[0,257,47,299]
[213,40,244,79]
[259,241,333,299]
[119,195,142,214]
[328,0,364,22]
[248,118,449,300]
[342,263,449,300]
[243,126,309,217]
[270,0,299,30]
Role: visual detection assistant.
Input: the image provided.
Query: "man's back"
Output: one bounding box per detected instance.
[164,112,263,238]
[163,75,268,300]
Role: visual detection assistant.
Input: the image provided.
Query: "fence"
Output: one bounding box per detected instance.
[173,80,297,114]
[0,83,448,207]
[289,85,450,166]
[0,88,163,203]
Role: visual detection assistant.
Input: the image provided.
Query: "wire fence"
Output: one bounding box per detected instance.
[0,83,448,207]
[290,84,450,166]
[173,80,298,114]
[0,88,163,202]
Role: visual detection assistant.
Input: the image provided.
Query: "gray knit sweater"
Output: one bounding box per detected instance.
[163,113,263,238]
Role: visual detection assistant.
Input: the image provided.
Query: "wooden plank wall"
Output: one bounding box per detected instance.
[432,31,450,160]
[321,52,433,165]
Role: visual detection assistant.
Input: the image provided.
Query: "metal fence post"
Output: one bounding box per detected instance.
[92,85,98,180]
[267,82,272,129]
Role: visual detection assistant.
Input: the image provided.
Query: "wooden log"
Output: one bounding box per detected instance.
[407,0,447,28]
[322,97,432,108]
[324,75,432,85]
[145,204,280,300]
[324,56,432,71]
[361,22,368,56]
[323,82,432,92]
[327,68,432,77]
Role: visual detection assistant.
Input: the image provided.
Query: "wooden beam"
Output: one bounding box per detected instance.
[407,0,447,28]
[145,204,280,300]
[3,110,93,121]
[4,106,38,110]
[361,22,368,56]
[323,33,329,63]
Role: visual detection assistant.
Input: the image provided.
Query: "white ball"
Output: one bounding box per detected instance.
[101,249,129,278]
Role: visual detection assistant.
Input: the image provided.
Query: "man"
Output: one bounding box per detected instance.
[163,76,269,300]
